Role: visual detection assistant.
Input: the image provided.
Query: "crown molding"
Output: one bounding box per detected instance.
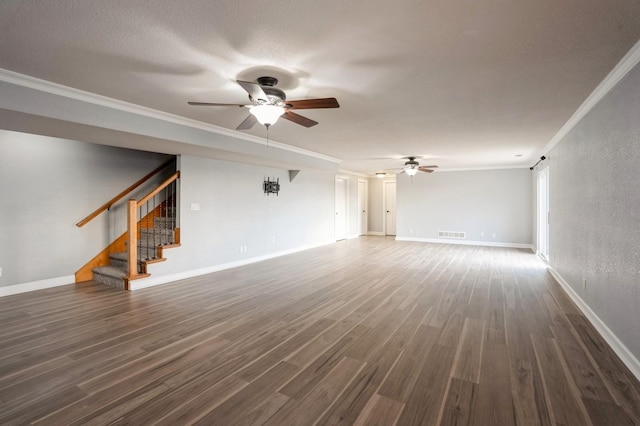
[337,168,369,178]
[542,39,640,156]
[431,165,529,173]
[0,68,341,165]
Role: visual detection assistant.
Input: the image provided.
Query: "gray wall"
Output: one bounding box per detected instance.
[0,130,171,287]
[545,61,640,358]
[396,169,532,245]
[143,155,335,280]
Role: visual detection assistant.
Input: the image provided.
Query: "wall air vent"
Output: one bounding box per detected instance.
[438,231,466,239]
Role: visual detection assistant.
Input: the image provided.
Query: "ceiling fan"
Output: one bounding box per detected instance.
[387,157,438,176]
[188,76,339,130]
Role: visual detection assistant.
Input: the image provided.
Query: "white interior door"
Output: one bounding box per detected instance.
[335,177,347,241]
[384,181,396,236]
[537,168,550,259]
[358,180,368,236]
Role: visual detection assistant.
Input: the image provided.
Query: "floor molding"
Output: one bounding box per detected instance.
[0,275,75,297]
[367,231,385,236]
[396,236,534,250]
[548,266,640,381]
[130,240,336,291]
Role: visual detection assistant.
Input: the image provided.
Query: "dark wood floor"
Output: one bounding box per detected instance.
[1,237,639,425]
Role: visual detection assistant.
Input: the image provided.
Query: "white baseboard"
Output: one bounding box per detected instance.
[366,231,385,236]
[347,234,360,240]
[130,240,335,291]
[0,275,75,297]
[395,236,534,250]
[547,266,640,382]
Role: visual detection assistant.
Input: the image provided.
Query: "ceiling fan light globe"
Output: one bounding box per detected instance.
[250,105,285,126]
[405,167,418,176]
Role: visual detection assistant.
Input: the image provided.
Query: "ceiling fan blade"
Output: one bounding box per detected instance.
[236,114,258,130]
[237,80,269,103]
[281,111,318,128]
[188,101,249,107]
[418,167,435,173]
[285,98,339,109]
[420,165,438,169]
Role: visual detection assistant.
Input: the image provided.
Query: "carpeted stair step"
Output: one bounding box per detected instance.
[92,265,127,289]
[109,252,128,269]
[140,227,175,246]
[153,217,176,228]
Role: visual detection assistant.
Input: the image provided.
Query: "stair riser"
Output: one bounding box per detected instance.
[93,272,125,289]
[110,258,128,269]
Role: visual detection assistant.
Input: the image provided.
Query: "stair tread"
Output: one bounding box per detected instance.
[109,252,128,261]
[92,265,127,278]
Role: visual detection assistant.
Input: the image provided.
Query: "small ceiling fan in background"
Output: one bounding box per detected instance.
[188,76,339,130]
[386,157,438,176]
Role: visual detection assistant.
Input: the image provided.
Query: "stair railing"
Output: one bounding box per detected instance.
[76,158,175,228]
[127,171,180,279]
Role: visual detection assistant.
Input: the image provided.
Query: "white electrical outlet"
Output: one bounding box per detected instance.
[480,232,485,237]
[492,233,496,238]
[0,267,2,277]
[190,203,200,211]
[583,278,587,290]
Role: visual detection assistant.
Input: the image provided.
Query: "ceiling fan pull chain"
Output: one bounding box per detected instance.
[266,124,270,148]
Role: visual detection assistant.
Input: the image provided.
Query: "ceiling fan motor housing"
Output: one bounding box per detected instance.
[251,77,286,105]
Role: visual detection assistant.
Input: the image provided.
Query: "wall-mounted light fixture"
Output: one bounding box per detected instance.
[263,177,280,196]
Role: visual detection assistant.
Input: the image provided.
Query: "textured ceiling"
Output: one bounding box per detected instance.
[1,1,639,173]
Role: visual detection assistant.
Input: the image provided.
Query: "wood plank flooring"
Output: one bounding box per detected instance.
[1,237,640,425]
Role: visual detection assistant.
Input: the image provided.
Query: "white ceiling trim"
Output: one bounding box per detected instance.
[337,169,371,178]
[435,165,531,173]
[0,68,341,165]
[542,39,640,157]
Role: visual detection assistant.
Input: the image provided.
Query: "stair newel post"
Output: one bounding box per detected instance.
[127,199,138,280]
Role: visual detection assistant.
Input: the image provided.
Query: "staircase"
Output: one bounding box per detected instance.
[75,160,180,290]
[92,215,177,289]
